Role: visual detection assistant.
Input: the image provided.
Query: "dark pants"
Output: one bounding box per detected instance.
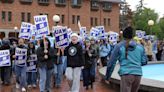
[0,66,12,84]
[147,55,152,61]
[120,75,141,92]
[82,68,95,87]
[101,57,107,67]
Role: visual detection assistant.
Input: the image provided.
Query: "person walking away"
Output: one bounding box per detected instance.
[105,27,147,92]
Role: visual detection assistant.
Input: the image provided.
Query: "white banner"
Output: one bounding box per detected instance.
[0,50,11,67]
[34,15,50,37]
[15,48,27,66]
[19,22,32,39]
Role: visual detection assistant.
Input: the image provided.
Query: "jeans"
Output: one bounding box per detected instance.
[15,65,27,88]
[82,68,95,87]
[27,72,37,85]
[90,59,97,79]
[39,65,53,92]
[54,64,63,86]
[62,56,67,73]
[65,67,82,92]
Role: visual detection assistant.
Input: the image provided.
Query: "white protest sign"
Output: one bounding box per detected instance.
[27,54,37,72]
[136,30,145,38]
[109,31,119,45]
[80,27,86,39]
[90,27,99,38]
[53,26,69,48]
[15,48,27,66]
[0,50,11,67]
[19,22,32,39]
[34,15,50,36]
[96,26,105,38]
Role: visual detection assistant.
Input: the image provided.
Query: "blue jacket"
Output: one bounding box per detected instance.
[105,40,147,80]
[99,44,111,57]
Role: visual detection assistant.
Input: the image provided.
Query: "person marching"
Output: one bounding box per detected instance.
[27,41,37,88]
[82,39,97,90]
[105,27,147,92]
[64,33,85,92]
[36,38,55,92]
[12,38,28,92]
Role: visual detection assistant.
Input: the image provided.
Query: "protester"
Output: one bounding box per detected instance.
[156,41,163,61]
[36,38,55,92]
[99,39,111,66]
[27,41,37,88]
[105,27,147,92]
[64,33,85,92]
[12,38,28,92]
[82,39,97,90]
[152,40,158,61]
[0,39,12,85]
[144,39,153,61]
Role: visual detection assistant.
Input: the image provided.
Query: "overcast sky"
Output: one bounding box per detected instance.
[126,0,164,18]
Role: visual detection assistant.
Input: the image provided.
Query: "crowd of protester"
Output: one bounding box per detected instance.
[0,26,163,92]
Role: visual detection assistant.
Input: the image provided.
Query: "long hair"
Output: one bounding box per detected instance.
[40,38,51,49]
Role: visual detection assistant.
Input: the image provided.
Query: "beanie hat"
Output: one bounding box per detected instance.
[71,33,79,38]
[123,26,133,39]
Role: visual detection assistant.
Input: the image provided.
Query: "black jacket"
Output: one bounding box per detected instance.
[65,42,85,68]
[36,47,55,69]
[84,47,97,68]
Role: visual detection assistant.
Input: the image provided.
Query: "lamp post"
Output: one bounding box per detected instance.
[14,26,18,38]
[148,20,154,35]
[53,15,60,26]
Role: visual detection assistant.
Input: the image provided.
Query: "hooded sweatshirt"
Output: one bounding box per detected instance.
[105,40,147,80]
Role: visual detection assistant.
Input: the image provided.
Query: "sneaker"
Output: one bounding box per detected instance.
[28,85,32,88]
[16,83,20,89]
[32,84,37,88]
[21,87,26,92]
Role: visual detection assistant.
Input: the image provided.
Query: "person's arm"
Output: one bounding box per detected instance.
[105,44,120,80]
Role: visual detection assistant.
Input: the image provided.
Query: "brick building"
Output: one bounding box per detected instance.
[0,0,121,39]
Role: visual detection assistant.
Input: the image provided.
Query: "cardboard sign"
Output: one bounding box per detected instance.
[15,48,27,66]
[27,54,37,72]
[34,15,50,36]
[109,32,119,45]
[19,22,32,39]
[96,26,105,38]
[53,26,69,48]
[80,27,86,39]
[0,50,11,67]
[90,27,99,38]
[136,30,145,38]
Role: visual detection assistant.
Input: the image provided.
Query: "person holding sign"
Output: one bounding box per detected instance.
[27,41,37,88]
[12,38,28,92]
[36,38,55,92]
[64,33,85,92]
[0,39,12,85]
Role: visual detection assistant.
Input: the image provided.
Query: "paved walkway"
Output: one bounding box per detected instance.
[0,75,116,92]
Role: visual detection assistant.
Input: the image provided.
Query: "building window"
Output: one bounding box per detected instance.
[91,0,99,10]
[55,0,66,4]
[27,13,31,22]
[2,11,6,22]
[1,0,14,3]
[8,11,12,22]
[71,0,82,7]
[72,15,75,24]
[108,18,110,26]
[38,0,49,5]
[104,18,106,26]
[91,17,93,26]
[95,18,98,26]
[77,15,80,23]
[102,2,112,11]
[61,15,65,24]
[21,12,25,22]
